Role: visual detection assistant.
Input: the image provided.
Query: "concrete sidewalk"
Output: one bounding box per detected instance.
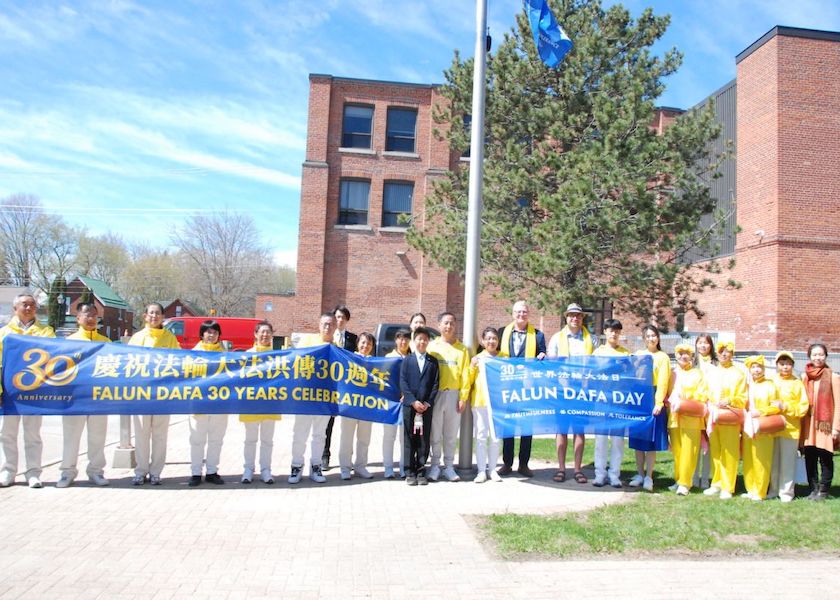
[0,416,837,599]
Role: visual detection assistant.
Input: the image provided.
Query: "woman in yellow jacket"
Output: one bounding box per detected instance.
[668,343,709,496]
[742,355,781,501]
[769,351,809,502]
[240,321,281,484]
[703,341,747,500]
[469,327,503,483]
[188,320,229,486]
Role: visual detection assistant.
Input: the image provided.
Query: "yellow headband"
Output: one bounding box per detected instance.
[744,355,765,368]
[716,341,734,353]
[674,343,694,355]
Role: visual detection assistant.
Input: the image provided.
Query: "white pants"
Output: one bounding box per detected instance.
[243,420,276,472]
[133,415,170,477]
[473,406,500,472]
[60,415,108,478]
[594,434,624,481]
[339,417,371,470]
[430,389,461,468]
[0,415,43,478]
[291,414,330,468]
[768,436,798,501]
[190,415,228,476]
[382,423,404,473]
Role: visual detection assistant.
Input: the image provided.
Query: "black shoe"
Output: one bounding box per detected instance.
[188,475,202,487]
[406,475,418,486]
[205,473,225,485]
[497,464,513,476]
[517,465,534,478]
[417,476,429,486]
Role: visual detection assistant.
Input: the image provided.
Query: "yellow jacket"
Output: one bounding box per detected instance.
[0,317,56,365]
[428,337,471,401]
[668,365,709,430]
[67,328,112,343]
[749,378,781,417]
[772,374,808,439]
[240,344,280,422]
[127,326,180,349]
[593,344,630,357]
[468,350,498,408]
[635,349,671,409]
[712,363,748,409]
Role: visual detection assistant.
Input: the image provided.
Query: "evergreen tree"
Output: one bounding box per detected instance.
[407,0,734,327]
[48,276,67,331]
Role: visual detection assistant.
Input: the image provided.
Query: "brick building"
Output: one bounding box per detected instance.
[260,26,840,351]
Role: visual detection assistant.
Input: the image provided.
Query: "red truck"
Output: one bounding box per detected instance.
[163,317,265,351]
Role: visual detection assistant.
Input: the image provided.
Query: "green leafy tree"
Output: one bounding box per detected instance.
[47,276,67,331]
[407,0,734,327]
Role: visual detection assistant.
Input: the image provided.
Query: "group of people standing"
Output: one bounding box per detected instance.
[0,294,837,501]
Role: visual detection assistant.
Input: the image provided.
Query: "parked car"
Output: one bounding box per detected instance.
[163,316,264,351]
[373,323,439,357]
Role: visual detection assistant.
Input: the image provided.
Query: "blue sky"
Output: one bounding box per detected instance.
[2,0,839,267]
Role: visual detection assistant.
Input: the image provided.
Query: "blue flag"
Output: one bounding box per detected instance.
[525,0,573,68]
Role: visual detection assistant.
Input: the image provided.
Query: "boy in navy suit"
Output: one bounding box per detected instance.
[399,327,439,486]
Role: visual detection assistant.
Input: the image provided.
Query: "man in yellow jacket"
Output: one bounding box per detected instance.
[127,302,181,486]
[427,312,471,482]
[547,303,597,484]
[0,293,56,488]
[56,302,113,488]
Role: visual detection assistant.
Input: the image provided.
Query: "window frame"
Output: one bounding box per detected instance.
[385,107,417,153]
[338,178,371,225]
[341,104,374,150]
[381,180,414,228]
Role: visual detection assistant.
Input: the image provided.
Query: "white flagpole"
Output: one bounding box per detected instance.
[458,0,488,472]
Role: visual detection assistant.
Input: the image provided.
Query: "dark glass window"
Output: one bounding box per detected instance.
[338,179,370,225]
[342,105,373,149]
[386,107,417,152]
[382,181,413,227]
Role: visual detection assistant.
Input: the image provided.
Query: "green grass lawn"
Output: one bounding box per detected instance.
[484,437,840,558]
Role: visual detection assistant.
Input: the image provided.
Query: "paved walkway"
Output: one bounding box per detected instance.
[0,416,837,599]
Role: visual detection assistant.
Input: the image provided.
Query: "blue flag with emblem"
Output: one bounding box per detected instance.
[525,0,573,68]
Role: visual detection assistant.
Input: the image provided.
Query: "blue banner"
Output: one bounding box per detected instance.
[525,0,573,68]
[1,335,402,425]
[484,355,655,438]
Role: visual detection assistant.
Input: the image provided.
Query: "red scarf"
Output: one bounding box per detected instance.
[805,363,834,433]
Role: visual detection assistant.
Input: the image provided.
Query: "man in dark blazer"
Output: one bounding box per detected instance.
[322,304,358,470]
[400,327,439,486]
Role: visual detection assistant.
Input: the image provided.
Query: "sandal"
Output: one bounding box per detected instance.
[573,471,588,484]
[552,470,566,483]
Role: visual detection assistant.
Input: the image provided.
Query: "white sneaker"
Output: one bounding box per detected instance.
[354,466,373,479]
[443,467,461,482]
[56,472,74,488]
[383,467,395,479]
[287,466,302,484]
[260,469,275,484]
[668,483,679,492]
[703,485,721,496]
[241,468,254,484]
[0,472,12,487]
[628,474,644,487]
[27,476,43,489]
[309,465,326,483]
[593,476,607,487]
[340,467,352,480]
[676,485,689,496]
[88,474,109,487]
[474,471,487,483]
[719,491,733,500]
[489,470,502,482]
[609,477,623,489]
[642,476,654,492]
[427,465,441,482]
[780,495,793,503]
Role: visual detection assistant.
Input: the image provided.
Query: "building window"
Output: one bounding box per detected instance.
[342,105,373,149]
[382,181,413,227]
[175,305,182,317]
[264,301,273,312]
[339,179,370,225]
[386,107,417,152]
